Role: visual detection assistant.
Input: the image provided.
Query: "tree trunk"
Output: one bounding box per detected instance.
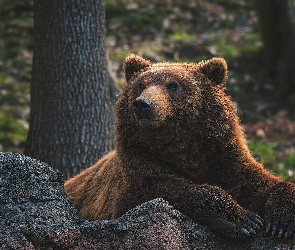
[257,0,295,105]
[25,0,112,179]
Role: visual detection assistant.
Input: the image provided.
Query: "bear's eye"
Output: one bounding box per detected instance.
[166,82,179,92]
[139,83,145,91]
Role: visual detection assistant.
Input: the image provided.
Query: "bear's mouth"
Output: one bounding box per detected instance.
[137,117,160,128]
[134,112,162,128]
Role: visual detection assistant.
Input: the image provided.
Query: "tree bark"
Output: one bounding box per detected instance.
[257,0,295,105]
[25,0,112,179]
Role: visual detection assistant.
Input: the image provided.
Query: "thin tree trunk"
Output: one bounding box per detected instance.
[25,0,112,179]
[257,0,295,105]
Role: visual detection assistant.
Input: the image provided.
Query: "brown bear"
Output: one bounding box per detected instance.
[65,54,295,239]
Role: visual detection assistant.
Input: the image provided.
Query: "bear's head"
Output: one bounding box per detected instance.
[120,54,228,131]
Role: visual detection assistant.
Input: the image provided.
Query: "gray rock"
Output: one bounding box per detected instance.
[0,152,80,249]
[1,152,295,249]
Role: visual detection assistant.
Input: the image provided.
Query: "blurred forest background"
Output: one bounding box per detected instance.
[1,0,295,180]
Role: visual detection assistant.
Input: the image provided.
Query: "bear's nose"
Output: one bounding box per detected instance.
[133,98,152,119]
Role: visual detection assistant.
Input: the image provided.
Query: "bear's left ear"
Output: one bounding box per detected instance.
[197,58,228,86]
[124,54,151,82]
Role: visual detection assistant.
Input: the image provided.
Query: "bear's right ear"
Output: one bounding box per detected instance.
[197,57,228,86]
[124,54,151,82]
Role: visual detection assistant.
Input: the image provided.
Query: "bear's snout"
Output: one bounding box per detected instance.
[133,98,153,120]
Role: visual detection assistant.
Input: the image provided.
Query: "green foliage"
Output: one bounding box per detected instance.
[168,32,196,43]
[215,40,240,58]
[240,33,262,54]
[275,154,295,182]
[0,111,28,145]
[202,32,262,60]
[248,140,277,167]
[284,154,295,169]
[249,140,295,182]
[0,72,29,149]
[0,0,32,151]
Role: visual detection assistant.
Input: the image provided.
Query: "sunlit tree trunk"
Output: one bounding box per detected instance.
[257,0,295,105]
[25,0,112,179]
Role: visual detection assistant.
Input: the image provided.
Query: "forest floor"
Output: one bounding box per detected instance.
[1,0,295,180]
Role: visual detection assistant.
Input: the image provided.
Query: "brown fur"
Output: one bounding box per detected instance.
[65,54,295,239]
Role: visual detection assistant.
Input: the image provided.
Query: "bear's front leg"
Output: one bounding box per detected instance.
[187,184,263,239]
[265,181,295,239]
[138,176,264,239]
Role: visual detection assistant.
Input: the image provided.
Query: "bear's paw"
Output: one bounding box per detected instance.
[265,181,295,239]
[215,209,263,239]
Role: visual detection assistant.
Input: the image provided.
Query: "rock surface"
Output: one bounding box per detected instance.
[1,152,295,249]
